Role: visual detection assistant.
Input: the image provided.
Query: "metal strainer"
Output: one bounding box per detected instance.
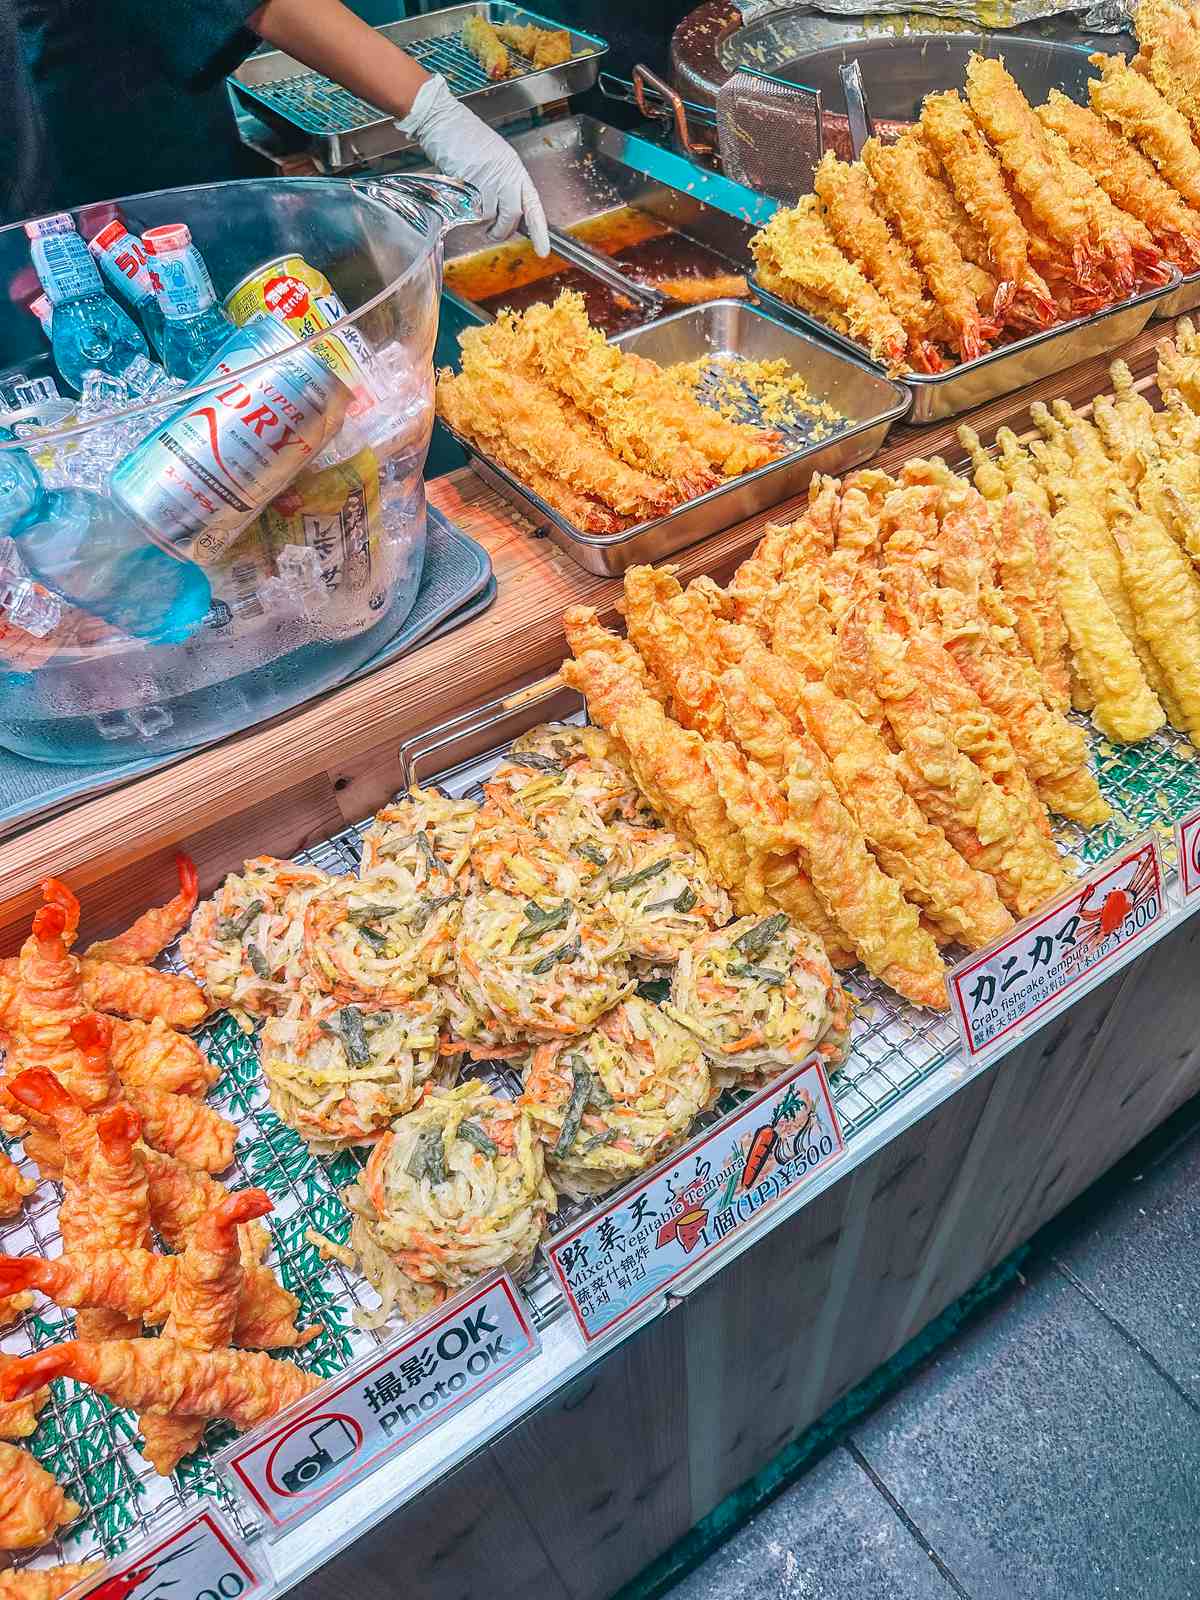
[714,68,824,204]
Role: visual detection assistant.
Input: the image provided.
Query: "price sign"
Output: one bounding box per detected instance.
[75,1507,263,1600]
[223,1273,538,1533]
[950,832,1165,1062]
[547,1054,843,1344]
[1175,806,1200,902]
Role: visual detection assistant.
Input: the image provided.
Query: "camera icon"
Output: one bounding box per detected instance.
[278,1418,358,1494]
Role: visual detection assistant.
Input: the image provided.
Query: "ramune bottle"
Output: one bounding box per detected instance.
[88,219,165,357]
[26,214,148,392]
[143,224,231,381]
[0,427,211,644]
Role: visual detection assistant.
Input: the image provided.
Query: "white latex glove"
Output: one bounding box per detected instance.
[398,75,550,255]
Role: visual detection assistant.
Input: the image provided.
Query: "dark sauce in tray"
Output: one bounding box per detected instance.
[444,205,748,335]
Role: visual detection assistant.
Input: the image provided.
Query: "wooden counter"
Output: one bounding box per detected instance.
[0,313,1181,951]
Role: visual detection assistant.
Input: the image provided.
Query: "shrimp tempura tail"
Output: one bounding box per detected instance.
[86,854,199,965]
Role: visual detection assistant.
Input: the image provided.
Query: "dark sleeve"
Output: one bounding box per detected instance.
[112,0,263,89]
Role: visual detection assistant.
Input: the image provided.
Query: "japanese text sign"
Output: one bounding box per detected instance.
[950,832,1164,1062]
[223,1273,538,1533]
[547,1055,843,1343]
[1175,806,1200,902]
[74,1507,263,1600]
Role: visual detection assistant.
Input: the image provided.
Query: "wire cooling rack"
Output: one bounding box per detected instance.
[3,696,1198,1575]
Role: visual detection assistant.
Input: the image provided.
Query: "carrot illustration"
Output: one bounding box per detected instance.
[740,1125,779,1192]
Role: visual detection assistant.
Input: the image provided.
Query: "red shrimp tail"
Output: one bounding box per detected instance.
[40,879,80,940]
[96,1103,141,1158]
[0,1257,38,1296]
[69,1014,113,1056]
[217,1188,273,1229]
[0,1344,77,1400]
[175,852,200,914]
[911,340,950,374]
[6,1068,76,1118]
[992,279,1016,318]
[31,906,68,944]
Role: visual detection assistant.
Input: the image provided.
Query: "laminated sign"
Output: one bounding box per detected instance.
[223,1273,538,1533]
[950,832,1165,1062]
[1175,806,1200,902]
[547,1054,843,1343]
[77,1507,262,1600]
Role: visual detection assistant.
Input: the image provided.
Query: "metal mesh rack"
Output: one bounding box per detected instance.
[3,696,1198,1576]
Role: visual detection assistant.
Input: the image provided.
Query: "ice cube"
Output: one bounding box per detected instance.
[0,373,30,412]
[129,703,173,736]
[78,370,129,419]
[13,376,60,411]
[123,356,172,399]
[93,710,137,741]
[277,543,325,592]
[3,577,61,638]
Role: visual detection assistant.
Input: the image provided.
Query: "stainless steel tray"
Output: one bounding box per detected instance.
[439,298,911,575]
[1151,271,1200,319]
[228,4,607,172]
[750,270,1182,424]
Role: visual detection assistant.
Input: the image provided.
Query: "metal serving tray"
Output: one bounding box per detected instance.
[440,298,910,575]
[228,4,607,172]
[750,271,1183,424]
[1151,272,1200,319]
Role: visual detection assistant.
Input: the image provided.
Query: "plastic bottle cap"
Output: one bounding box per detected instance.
[90,219,129,253]
[143,224,191,255]
[24,213,75,239]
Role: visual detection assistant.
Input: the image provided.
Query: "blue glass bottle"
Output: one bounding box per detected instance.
[143,223,231,381]
[26,214,148,393]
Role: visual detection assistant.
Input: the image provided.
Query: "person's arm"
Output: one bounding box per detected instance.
[246,0,549,252]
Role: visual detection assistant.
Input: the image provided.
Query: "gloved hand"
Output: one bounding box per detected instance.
[398,75,550,255]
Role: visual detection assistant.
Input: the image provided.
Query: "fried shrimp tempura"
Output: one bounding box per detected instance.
[863,134,993,361]
[462,13,509,78]
[87,854,199,965]
[75,957,209,1030]
[750,197,910,370]
[1111,488,1200,747]
[108,1015,217,1099]
[1134,0,1200,135]
[0,1355,47,1443]
[0,1442,77,1547]
[1089,52,1200,212]
[0,1564,105,1600]
[1054,536,1166,742]
[1038,91,1200,272]
[811,153,945,367]
[0,1340,322,1433]
[0,1151,32,1217]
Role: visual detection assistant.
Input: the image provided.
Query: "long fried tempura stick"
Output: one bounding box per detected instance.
[0,1442,77,1548]
[1111,488,1200,747]
[1054,537,1166,742]
[623,566,732,741]
[1090,52,1200,211]
[995,496,1072,712]
[141,1189,274,1474]
[462,13,509,78]
[0,1564,105,1600]
[87,855,199,965]
[0,1340,322,1432]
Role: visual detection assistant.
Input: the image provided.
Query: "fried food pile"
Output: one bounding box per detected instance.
[461,14,572,78]
[960,327,1200,748]
[186,732,850,1324]
[436,290,786,533]
[561,456,1140,1009]
[751,21,1200,372]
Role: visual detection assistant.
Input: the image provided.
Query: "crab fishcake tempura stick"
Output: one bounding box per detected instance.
[0,1564,106,1600]
[995,496,1072,711]
[863,134,993,361]
[772,566,838,683]
[561,605,667,703]
[1040,91,1200,270]
[0,1340,322,1432]
[0,1442,78,1547]
[1111,491,1200,747]
[87,854,199,964]
[1090,52,1200,212]
[1054,538,1166,742]
[623,566,731,741]
[723,521,794,635]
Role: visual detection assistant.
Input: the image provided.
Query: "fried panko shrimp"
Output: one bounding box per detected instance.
[518,295,721,493]
[359,788,477,883]
[1042,122,1169,295]
[751,197,910,370]
[863,134,994,361]
[87,854,199,965]
[494,19,571,67]
[937,595,1110,826]
[141,1188,274,1474]
[520,998,710,1196]
[860,625,1070,917]
[262,992,455,1149]
[348,1081,555,1311]
[811,152,947,369]
[922,90,1054,323]
[462,13,509,78]
[1134,0,1200,135]
[967,54,1097,289]
[0,1564,105,1600]
[0,1442,77,1547]
[1111,488,1200,746]
[439,372,623,534]
[108,1015,217,1099]
[0,1149,33,1217]
[1090,51,1200,211]
[1054,536,1166,742]
[667,912,849,1084]
[1,1340,322,1433]
[1039,90,1200,271]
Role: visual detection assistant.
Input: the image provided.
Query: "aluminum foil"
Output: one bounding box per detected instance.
[739,0,1133,31]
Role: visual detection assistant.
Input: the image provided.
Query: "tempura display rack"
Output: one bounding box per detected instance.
[5,683,1200,1599]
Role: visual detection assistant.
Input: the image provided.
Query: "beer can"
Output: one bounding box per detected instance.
[110,314,351,567]
[224,254,380,416]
